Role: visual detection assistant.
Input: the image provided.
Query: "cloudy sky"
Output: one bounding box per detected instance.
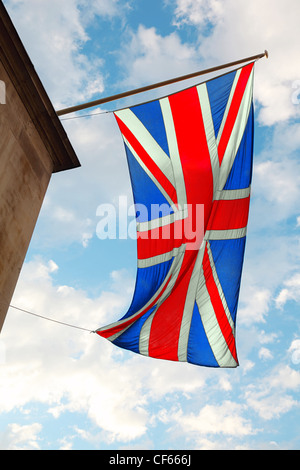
[1,0,300,450]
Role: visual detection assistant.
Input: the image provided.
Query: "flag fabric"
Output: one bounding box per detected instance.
[96,62,255,368]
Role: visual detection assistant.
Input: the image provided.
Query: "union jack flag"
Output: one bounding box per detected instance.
[97,62,255,367]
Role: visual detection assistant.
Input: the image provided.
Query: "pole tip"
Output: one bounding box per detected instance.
[264,49,269,58]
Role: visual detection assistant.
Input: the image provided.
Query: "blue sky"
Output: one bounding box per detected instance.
[1,0,300,450]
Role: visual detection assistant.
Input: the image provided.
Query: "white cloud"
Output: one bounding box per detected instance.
[253,157,300,221]
[2,0,300,450]
[246,393,298,421]
[117,25,200,90]
[288,339,300,365]
[4,0,94,107]
[0,258,147,443]
[218,376,233,392]
[162,400,256,448]
[245,365,300,420]
[0,423,42,450]
[238,286,271,326]
[258,347,273,361]
[173,0,300,125]
[173,0,224,27]
[3,0,130,109]
[258,330,278,345]
[241,360,255,374]
[81,0,128,19]
[275,273,300,309]
[29,111,132,249]
[267,365,300,391]
[0,258,208,446]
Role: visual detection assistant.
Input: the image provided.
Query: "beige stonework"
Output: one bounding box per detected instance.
[0,2,80,331]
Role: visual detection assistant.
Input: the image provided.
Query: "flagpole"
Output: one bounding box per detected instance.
[56,50,268,117]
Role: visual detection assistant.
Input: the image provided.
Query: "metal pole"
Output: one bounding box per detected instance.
[56,50,268,117]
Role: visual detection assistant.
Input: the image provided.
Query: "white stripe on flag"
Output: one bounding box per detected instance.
[115,108,175,187]
[196,266,238,368]
[159,97,187,208]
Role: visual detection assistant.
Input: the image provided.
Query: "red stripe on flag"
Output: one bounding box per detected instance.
[137,216,204,260]
[137,229,182,260]
[206,196,250,231]
[115,114,177,206]
[202,247,238,364]
[146,88,214,360]
[168,87,214,226]
[218,63,254,165]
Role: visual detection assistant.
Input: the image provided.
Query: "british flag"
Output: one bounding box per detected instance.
[96,62,255,368]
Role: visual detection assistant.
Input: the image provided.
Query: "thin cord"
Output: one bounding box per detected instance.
[59,59,262,122]
[60,109,110,121]
[56,51,267,117]
[8,304,95,333]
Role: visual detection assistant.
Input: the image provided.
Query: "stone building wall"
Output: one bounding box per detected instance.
[0,2,80,331]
